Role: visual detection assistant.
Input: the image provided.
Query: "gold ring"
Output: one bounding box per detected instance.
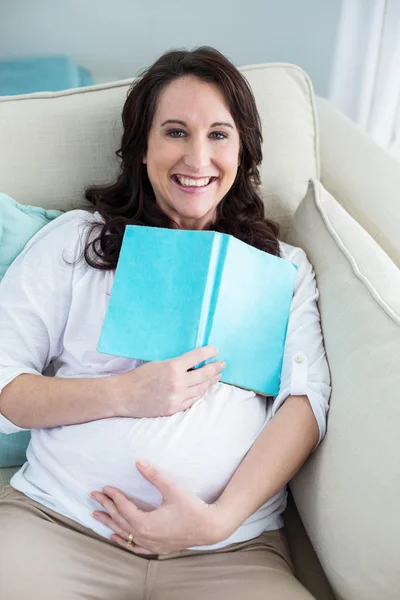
[127,533,134,547]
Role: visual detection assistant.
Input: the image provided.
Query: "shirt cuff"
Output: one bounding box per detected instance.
[271,352,330,450]
[0,368,42,394]
[0,368,40,433]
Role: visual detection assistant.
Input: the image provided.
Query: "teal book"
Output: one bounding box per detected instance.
[98,226,298,396]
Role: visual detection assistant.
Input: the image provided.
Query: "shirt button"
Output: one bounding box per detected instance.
[294,355,304,363]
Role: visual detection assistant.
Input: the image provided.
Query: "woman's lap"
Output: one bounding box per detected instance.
[0,485,138,599]
[0,485,314,600]
[154,537,316,600]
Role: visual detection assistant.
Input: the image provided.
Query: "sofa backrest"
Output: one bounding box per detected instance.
[316,96,400,269]
[0,63,318,238]
[289,179,400,600]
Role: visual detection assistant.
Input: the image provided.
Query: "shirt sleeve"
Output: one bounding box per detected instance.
[271,243,331,448]
[0,211,87,434]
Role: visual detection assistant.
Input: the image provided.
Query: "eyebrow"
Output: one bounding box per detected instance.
[160,119,235,129]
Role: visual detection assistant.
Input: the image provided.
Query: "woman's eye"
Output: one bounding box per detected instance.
[210,131,228,140]
[167,129,186,138]
[166,129,227,140]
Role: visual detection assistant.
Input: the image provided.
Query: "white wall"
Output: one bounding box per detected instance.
[0,0,343,97]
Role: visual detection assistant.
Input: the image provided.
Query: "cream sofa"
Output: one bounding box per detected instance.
[0,63,399,600]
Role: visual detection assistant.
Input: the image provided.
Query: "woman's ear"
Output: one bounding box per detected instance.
[142,155,147,165]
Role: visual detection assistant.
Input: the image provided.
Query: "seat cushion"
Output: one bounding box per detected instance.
[0,63,318,235]
[287,179,400,600]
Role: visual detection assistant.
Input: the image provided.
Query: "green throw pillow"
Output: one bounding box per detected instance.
[0,193,63,467]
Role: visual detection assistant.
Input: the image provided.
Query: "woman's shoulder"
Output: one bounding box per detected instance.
[8,210,104,275]
[23,209,102,253]
[278,240,309,268]
[278,240,316,295]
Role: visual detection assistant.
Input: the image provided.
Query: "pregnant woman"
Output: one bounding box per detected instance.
[0,47,330,599]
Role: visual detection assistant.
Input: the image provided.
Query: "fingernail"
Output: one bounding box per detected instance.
[220,362,226,369]
[137,458,149,468]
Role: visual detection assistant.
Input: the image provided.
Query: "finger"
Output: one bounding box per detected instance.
[90,491,134,531]
[180,373,222,410]
[175,345,219,370]
[186,361,225,386]
[110,534,154,555]
[180,393,203,411]
[135,460,177,500]
[182,378,217,403]
[101,487,144,526]
[92,510,131,540]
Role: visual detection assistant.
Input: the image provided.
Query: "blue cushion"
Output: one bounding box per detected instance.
[0,193,62,280]
[0,431,32,468]
[0,193,62,467]
[0,56,94,96]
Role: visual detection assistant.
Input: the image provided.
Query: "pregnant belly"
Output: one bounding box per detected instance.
[33,383,269,510]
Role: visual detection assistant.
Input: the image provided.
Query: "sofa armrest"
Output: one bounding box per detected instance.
[315,95,400,267]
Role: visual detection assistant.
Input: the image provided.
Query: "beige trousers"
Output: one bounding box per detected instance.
[0,485,315,600]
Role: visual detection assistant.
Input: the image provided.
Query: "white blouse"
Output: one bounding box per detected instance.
[0,210,331,550]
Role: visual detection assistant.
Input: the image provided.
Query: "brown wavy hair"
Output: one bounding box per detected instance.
[84,46,280,269]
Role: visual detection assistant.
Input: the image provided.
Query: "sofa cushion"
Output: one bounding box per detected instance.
[287,179,400,600]
[0,193,62,280]
[316,95,400,268]
[0,63,318,236]
[0,56,94,96]
[0,431,31,469]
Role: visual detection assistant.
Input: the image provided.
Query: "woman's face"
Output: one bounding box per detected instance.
[143,76,241,230]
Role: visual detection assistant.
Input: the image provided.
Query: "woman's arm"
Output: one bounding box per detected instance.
[0,347,222,430]
[213,394,319,538]
[0,214,118,431]
[214,244,330,538]
[89,394,319,553]
[0,374,116,430]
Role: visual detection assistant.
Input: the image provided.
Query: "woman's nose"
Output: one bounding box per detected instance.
[183,140,210,172]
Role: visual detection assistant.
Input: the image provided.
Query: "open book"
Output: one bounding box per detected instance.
[98,225,298,396]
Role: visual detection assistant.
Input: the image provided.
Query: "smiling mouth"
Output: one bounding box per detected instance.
[171,175,218,188]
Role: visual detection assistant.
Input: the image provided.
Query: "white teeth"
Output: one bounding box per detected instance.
[175,176,212,187]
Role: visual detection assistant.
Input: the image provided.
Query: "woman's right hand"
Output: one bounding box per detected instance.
[110,346,225,418]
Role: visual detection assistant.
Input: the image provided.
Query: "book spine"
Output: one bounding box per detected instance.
[196,233,229,347]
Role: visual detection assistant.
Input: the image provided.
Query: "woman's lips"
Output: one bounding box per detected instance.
[170,176,218,195]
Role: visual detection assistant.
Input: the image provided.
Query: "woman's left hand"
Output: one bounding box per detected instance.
[90,459,228,555]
